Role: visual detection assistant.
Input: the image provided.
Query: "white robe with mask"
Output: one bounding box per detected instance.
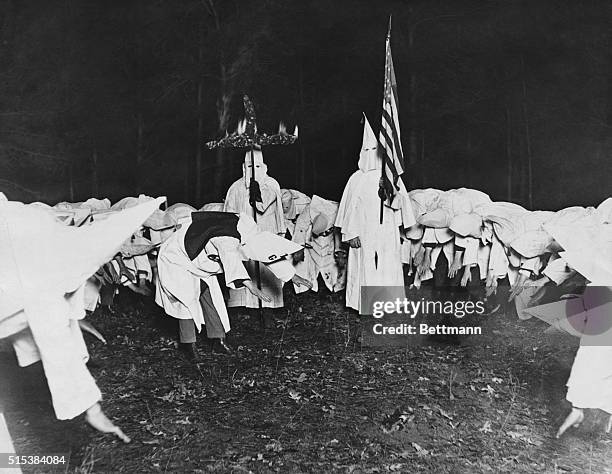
[335,117,415,311]
[335,171,412,311]
[223,152,287,308]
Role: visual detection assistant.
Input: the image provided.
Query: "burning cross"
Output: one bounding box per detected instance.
[205,95,298,150]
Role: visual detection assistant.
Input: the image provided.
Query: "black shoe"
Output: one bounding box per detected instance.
[178,342,198,361]
[211,338,232,354]
[86,358,103,369]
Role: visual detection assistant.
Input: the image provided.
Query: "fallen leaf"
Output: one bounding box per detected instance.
[411,442,430,456]
[265,441,283,452]
[310,390,323,399]
[438,408,453,420]
[479,421,492,433]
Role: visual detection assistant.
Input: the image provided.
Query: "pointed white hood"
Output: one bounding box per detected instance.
[357,115,381,172]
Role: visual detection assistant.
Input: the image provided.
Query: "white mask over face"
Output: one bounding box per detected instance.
[242,149,268,186]
[357,115,381,172]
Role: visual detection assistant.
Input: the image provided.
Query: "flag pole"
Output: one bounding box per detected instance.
[379,155,385,225]
[250,146,257,223]
[249,145,264,324]
[205,95,298,330]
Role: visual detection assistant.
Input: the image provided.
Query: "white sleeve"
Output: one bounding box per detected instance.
[520,256,541,275]
[223,184,241,214]
[461,237,479,266]
[292,210,311,246]
[543,255,575,285]
[422,227,437,245]
[134,254,152,280]
[265,259,296,283]
[211,237,250,289]
[489,237,509,277]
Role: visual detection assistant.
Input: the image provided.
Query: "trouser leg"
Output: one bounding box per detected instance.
[199,281,226,339]
[178,319,197,344]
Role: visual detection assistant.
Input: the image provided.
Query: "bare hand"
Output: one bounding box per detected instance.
[348,237,361,248]
[85,403,131,443]
[79,320,107,345]
[417,251,431,279]
[413,247,425,267]
[292,275,313,289]
[243,280,272,302]
[485,274,498,297]
[460,266,472,287]
[448,255,463,279]
[508,274,529,302]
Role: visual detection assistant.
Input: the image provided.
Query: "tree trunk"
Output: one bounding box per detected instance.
[407,24,418,188]
[466,129,472,188]
[341,90,348,174]
[505,106,512,201]
[520,55,533,208]
[195,79,203,204]
[519,130,527,206]
[298,59,306,190]
[69,159,75,201]
[312,151,317,194]
[184,157,190,203]
[91,148,99,197]
[208,0,231,202]
[213,49,232,199]
[136,112,144,193]
[420,128,425,187]
[214,87,231,200]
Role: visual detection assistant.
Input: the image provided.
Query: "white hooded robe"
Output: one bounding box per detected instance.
[334,117,415,311]
[223,150,287,308]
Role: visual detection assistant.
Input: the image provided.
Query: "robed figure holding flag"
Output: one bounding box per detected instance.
[335,116,415,311]
[334,20,415,312]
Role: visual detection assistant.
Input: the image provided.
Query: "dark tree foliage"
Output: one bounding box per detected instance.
[0,0,610,208]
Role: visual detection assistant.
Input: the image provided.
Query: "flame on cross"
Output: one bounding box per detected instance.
[205,95,298,150]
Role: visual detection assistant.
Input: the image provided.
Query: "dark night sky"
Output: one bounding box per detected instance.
[0,0,610,209]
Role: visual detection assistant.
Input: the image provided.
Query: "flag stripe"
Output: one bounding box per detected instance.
[379,126,399,177]
[381,108,404,167]
[378,35,404,203]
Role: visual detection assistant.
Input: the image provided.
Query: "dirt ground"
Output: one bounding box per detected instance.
[2,288,612,473]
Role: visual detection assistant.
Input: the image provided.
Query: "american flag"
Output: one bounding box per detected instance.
[378,27,404,205]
